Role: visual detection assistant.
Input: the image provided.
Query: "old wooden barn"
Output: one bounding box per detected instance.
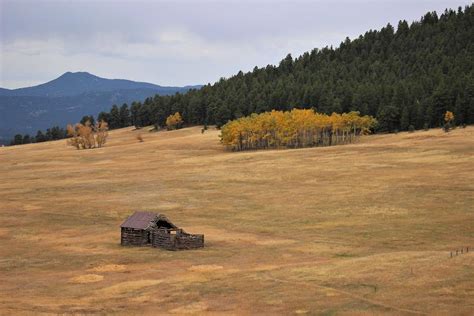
[120,211,204,250]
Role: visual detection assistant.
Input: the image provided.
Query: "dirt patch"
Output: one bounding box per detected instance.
[169,302,208,314]
[69,274,104,284]
[22,204,42,211]
[188,264,224,272]
[252,264,281,272]
[360,206,409,216]
[255,239,296,246]
[89,264,127,272]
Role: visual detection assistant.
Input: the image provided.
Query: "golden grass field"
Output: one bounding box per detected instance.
[0,125,473,315]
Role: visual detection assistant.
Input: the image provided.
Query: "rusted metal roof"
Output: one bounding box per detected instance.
[120,211,157,229]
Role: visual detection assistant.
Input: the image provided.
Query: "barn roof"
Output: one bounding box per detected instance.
[120,211,178,229]
[120,211,158,229]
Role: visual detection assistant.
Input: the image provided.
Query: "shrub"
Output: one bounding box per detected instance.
[67,120,108,150]
[408,125,415,133]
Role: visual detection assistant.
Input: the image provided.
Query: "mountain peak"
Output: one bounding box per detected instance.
[3,72,165,97]
[58,71,97,80]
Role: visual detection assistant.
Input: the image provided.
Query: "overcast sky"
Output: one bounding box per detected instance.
[0,0,469,88]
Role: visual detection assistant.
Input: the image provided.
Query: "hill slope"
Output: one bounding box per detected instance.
[99,5,473,132]
[0,126,473,313]
[0,72,201,143]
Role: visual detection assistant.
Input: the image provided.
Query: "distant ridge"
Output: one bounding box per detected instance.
[0,72,202,143]
[0,72,201,97]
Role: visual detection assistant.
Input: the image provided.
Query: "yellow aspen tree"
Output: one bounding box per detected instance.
[66,120,109,150]
[166,112,183,130]
[443,111,455,132]
[220,109,376,151]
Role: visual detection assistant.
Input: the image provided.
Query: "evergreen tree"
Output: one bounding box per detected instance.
[80,115,95,126]
[109,105,121,129]
[36,130,47,142]
[45,129,52,141]
[119,103,131,127]
[130,102,141,127]
[13,134,23,145]
[98,111,111,124]
[22,134,31,144]
[400,106,410,131]
[377,106,400,132]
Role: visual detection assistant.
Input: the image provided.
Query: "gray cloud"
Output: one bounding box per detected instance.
[0,0,469,88]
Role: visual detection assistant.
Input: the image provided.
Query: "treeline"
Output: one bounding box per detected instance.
[10,126,67,146]
[9,115,100,146]
[10,5,474,146]
[220,109,376,151]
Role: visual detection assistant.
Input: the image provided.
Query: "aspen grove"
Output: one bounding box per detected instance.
[220,109,377,151]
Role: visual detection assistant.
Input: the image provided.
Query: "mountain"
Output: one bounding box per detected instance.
[0,72,199,97]
[0,72,201,143]
[95,5,474,133]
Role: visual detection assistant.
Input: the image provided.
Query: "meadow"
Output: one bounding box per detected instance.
[0,126,473,314]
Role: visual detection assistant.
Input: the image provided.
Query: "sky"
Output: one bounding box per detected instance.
[0,0,469,89]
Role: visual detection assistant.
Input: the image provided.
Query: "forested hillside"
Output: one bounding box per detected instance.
[97,5,472,133]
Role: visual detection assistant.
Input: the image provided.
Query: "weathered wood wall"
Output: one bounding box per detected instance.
[151,229,204,250]
[121,227,150,246]
[151,229,175,250]
[175,232,204,250]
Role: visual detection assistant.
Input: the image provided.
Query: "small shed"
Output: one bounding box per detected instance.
[120,211,204,250]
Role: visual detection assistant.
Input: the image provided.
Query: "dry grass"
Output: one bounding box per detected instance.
[0,125,473,315]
